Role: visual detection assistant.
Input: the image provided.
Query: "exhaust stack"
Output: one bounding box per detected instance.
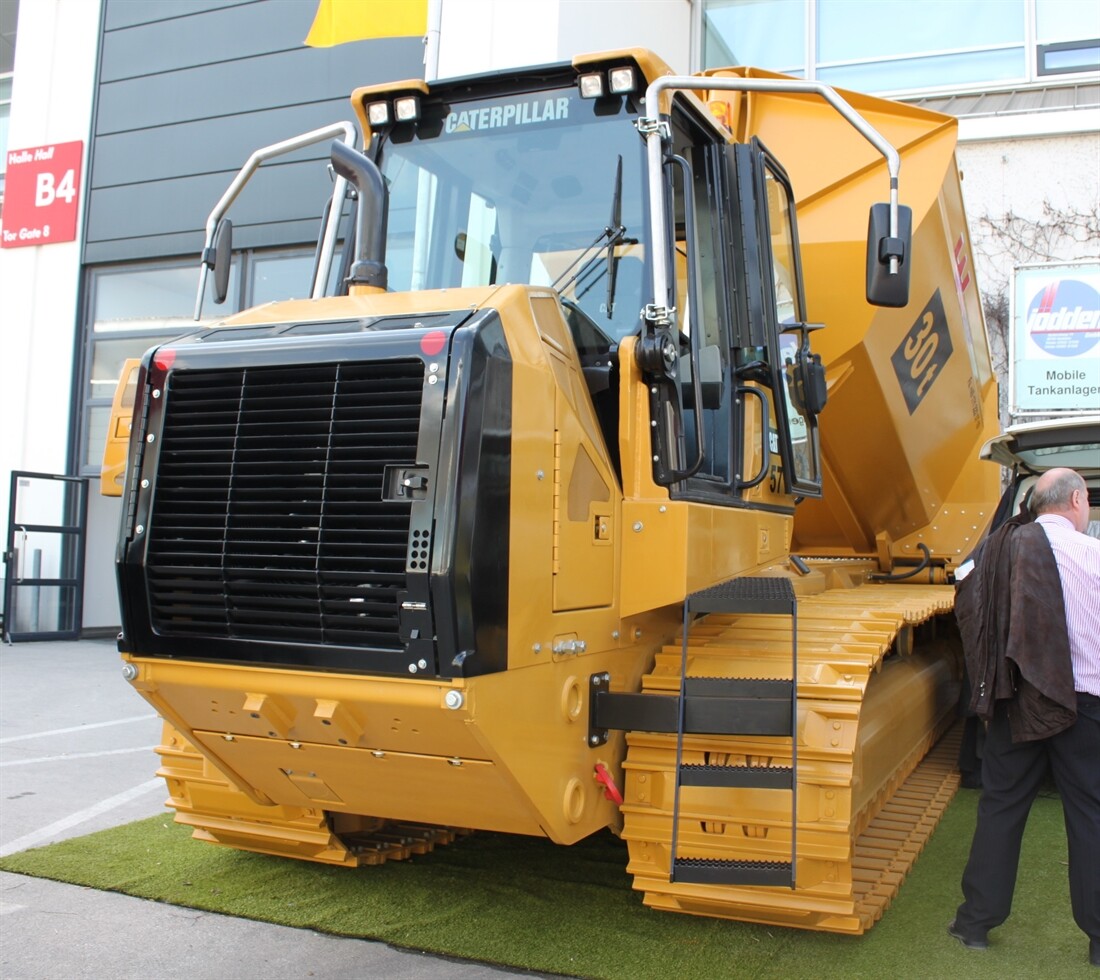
[330,140,389,292]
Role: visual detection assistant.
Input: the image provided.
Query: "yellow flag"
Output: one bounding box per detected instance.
[305,0,428,47]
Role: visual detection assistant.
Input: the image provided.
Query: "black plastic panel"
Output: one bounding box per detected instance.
[430,313,513,678]
[116,309,514,679]
[118,317,461,674]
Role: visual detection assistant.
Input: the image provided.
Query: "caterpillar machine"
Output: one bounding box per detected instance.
[104,50,1003,934]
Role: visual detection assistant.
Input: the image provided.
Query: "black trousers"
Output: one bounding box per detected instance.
[955,694,1100,943]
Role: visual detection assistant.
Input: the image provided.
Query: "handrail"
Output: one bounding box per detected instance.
[194,121,359,320]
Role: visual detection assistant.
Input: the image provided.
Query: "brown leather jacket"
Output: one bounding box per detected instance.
[955,513,1077,742]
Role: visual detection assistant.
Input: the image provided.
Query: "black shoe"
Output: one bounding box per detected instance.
[1090,938,1099,967]
[948,920,989,950]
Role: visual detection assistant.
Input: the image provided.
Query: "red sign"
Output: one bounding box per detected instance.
[1,141,84,249]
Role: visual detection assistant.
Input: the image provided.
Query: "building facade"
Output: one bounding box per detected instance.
[1,0,1097,634]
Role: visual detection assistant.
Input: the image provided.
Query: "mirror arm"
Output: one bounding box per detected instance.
[194,121,358,320]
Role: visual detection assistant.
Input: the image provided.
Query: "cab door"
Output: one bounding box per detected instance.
[656,103,737,498]
[725,139,824,500]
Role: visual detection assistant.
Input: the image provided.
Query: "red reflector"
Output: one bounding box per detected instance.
[420,330,446,356]
[153,348,177,372]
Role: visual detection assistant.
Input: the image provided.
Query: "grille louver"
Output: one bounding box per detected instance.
[146,360,424,650]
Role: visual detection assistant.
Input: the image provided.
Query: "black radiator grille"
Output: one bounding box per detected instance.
[146,360,424,650]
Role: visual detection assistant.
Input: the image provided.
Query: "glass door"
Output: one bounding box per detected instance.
[2,472,88,642]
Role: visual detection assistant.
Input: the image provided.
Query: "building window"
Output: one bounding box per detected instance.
[78,246,349,476]
[1,75,11,208]
[1,0,15,210]
[703,0,806,78]
[79,261,240,475]
[1037,38,1100,76]
[250,244,350,306]
[816,0,1025,92]
[701,0,1100,94]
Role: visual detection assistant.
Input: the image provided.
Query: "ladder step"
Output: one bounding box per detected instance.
[680,764,793,789]
[683,677,793,736]
[591,688,793,736]
[685,677,793,699]
[673,857,794,887]
[688,700,791,736]
[688,577,796,615]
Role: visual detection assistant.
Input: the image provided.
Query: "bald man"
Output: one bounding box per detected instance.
[950,467,1099,967]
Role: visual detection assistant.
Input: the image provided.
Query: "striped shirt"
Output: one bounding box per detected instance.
[1036,513,1100,697]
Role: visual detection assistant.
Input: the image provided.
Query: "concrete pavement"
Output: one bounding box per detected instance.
[0,638,548,980]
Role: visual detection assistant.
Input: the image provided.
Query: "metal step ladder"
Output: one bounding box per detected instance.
[669,577,798,888]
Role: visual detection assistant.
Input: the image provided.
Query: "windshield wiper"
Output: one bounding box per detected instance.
[605,155,625,320]
[552,156,629,316]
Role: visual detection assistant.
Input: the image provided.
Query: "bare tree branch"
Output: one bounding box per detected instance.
[970,200,1100,425]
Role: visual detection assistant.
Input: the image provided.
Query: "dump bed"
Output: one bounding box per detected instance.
[706,68,1001,568]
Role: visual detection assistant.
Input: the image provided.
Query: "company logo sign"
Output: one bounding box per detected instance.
[445,97,571,133]
[1012,264,1100,415]
[1026,278,1100,358]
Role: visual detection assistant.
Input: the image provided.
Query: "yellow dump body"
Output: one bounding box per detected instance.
[706,68,1001,565]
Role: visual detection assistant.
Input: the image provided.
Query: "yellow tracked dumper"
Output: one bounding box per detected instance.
[106,50,1001,934]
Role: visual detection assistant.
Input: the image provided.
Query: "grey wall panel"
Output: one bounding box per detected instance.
[87,160,335,244]
[88,100,356,189]
[99,2,315,83]
[95,42,419,134]
[85,0,424,265]
[83,219,325,266]
[104,0,253,32]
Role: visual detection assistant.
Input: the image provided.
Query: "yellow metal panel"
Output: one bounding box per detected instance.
[189,731,537,832]
[128,640,661,845]
[99,358,140,497]
[553,423,614,611]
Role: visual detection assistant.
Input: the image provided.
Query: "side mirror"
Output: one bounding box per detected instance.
[866,203,912,308]
[211,218,233,305]
[786,348,827,417]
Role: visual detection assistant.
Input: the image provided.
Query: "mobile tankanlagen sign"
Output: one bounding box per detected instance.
[1011,262,1100,416]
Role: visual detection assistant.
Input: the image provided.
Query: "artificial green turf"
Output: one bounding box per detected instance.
[0,789,1092,978]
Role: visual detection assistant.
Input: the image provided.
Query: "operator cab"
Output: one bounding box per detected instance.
[361,54,825,507]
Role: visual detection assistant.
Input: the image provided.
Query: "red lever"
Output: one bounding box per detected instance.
[593,763,623,805]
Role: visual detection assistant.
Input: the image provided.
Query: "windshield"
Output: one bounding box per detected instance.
[375,87,649,344]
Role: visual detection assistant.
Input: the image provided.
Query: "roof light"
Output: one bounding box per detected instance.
[394,96,421,122]
[609,67,637,95]
[578,73,606,99]
[367,101,391,128]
